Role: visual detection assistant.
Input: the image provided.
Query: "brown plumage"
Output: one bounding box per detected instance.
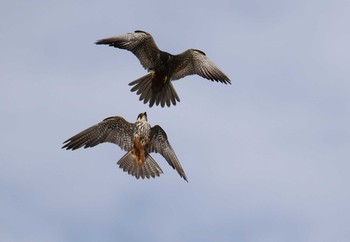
[62,112,187,181]
[96,30,231,107]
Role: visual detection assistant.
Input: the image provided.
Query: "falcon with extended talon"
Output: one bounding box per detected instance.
[62,112,187,181]
[95,30,231,107]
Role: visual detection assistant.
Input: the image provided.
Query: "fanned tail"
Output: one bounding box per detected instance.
[129,74,180,107]
[117,151,163,179]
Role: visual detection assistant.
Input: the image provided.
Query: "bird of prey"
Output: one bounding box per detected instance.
[95,30,231,107]
[62,112,187,181]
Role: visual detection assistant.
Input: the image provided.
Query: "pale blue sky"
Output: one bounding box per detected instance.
[1,0,349,241]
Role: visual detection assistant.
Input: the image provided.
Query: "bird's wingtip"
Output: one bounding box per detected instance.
[95,39,104,45]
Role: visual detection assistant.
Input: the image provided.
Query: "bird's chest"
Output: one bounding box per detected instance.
[133,123,151,146]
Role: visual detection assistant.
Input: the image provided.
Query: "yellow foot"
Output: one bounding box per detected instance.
[151,71,156,79]
[163,76,168,84]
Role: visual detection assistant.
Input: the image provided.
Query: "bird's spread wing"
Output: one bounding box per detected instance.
[149,125,187,181]
[171,49,231,84]
[62,116,134,151]
[95,30,161,70]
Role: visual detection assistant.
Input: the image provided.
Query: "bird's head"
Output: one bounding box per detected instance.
[137,112,148,122]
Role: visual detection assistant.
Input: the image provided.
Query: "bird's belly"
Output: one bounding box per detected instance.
[151,70,170,92]
[131,136,146,167]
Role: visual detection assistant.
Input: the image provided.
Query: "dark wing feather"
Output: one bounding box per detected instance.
[149,125,187,181]
[95,30,161,70]
[171,49,231,84]
[62,116,134,151]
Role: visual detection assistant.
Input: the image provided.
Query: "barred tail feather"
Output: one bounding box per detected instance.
[117,151,163,179]
[129,74,180,107]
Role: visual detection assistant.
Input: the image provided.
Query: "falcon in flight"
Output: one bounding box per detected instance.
[96,30,231,107]
[62,112,187,181]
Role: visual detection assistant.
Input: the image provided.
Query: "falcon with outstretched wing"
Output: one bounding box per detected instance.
[62,112,187,181]
[96,30,231,107]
